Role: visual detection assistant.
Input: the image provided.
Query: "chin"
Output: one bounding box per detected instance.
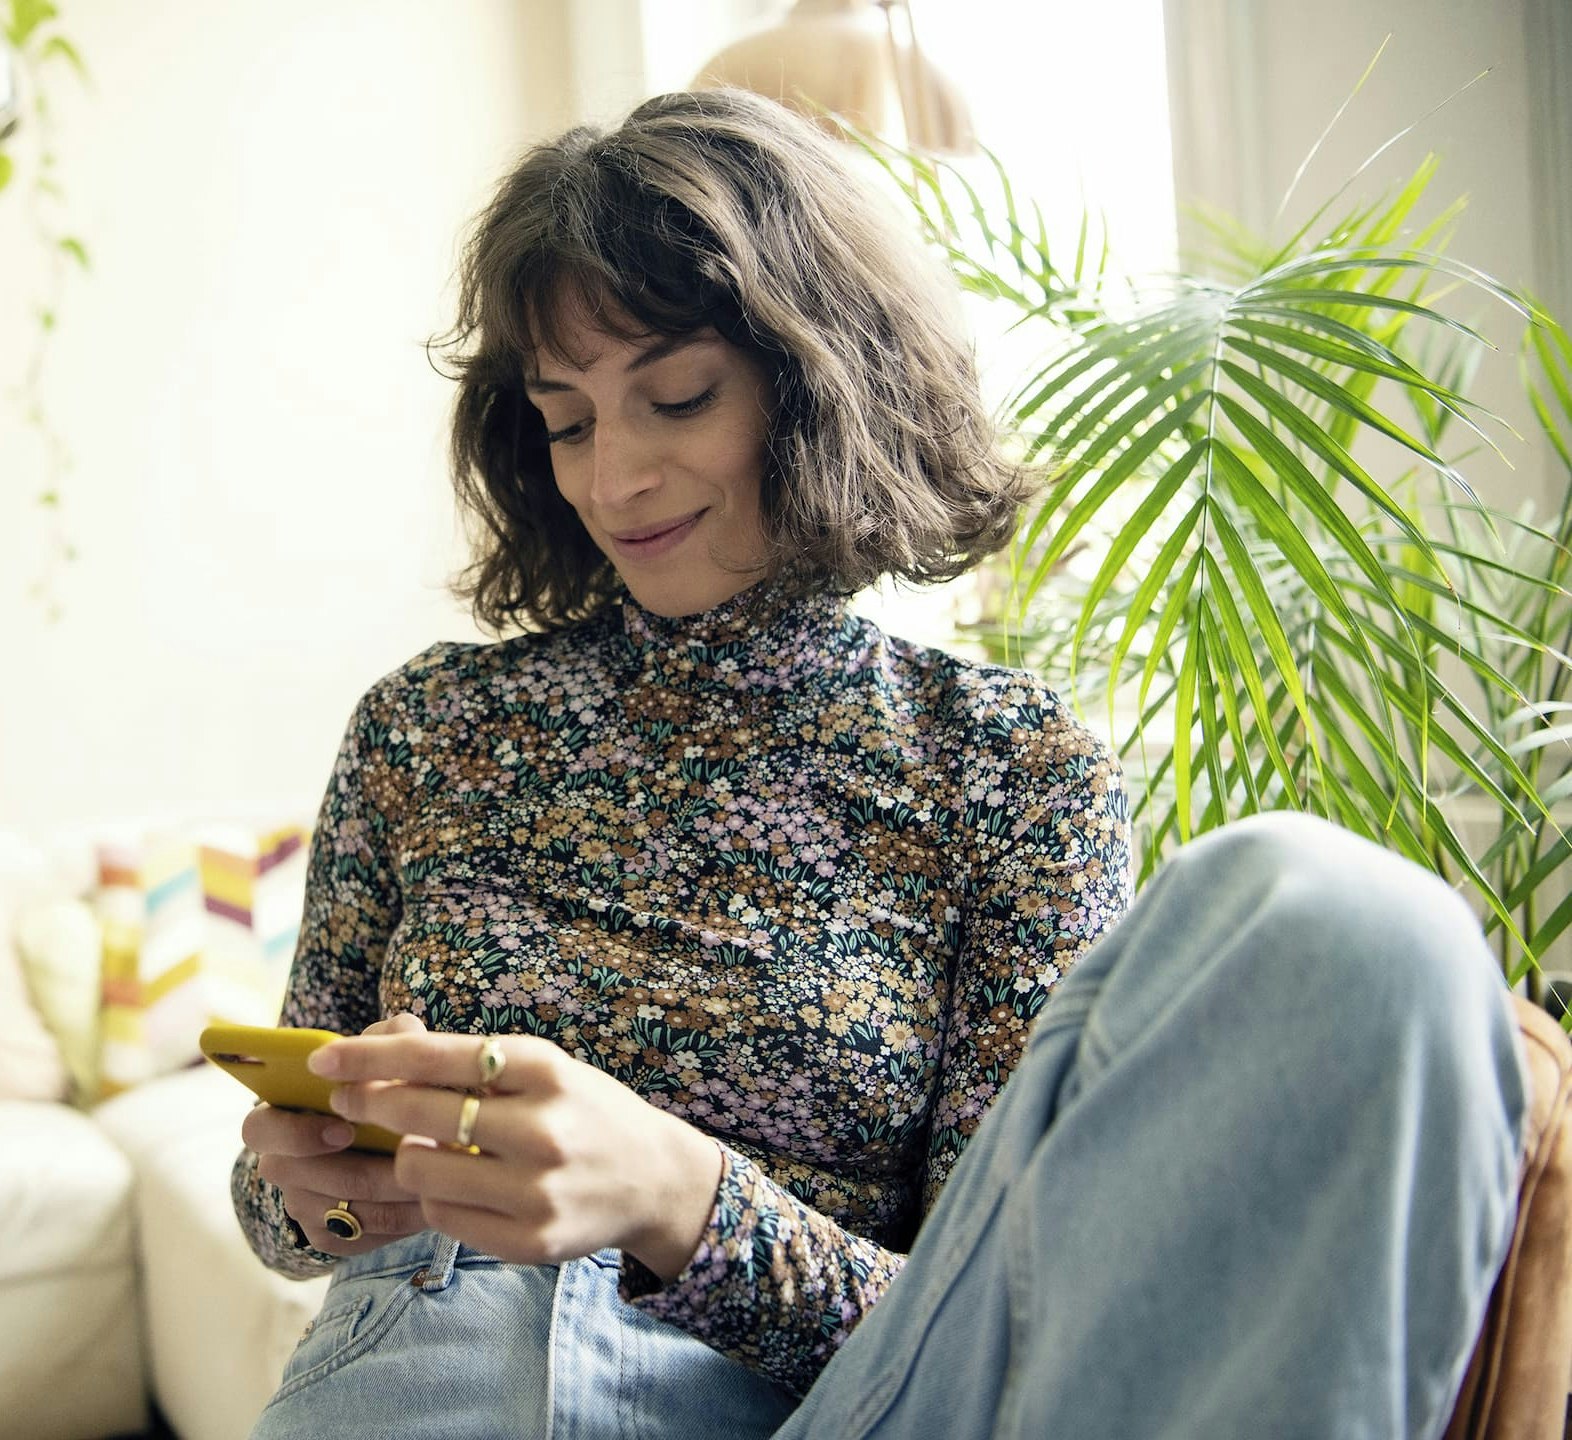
[622,571,761,618]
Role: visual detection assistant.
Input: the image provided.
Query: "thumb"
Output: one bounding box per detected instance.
[360,1011,427,1038]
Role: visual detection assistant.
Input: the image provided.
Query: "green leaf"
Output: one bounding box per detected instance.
[1226,317,1497,459]
[1204,523,1305,803]
[1519,886,1572,980]
[1020,392,1207,601]
[1074,441,1204,675]
[6,0,59,46]
[1200,552,1296,807]
[1223,338,1474,488]
[1172,606,1203,841]
[1310,670,1525,941]
[39,33,85,76]
[1236,287,1492,346]
[1108,495,1204,716]
[1219,368,1464,568]
[0,152,12,193]
[58,235,88,268]
[1140,549,1203,717]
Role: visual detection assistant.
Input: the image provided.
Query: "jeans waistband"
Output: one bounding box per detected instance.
[326,1230,497,1292]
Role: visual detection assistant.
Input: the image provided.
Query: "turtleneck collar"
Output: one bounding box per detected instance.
[612,579,856,695]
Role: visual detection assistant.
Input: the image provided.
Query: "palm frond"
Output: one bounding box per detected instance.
[910,142,1571,1019]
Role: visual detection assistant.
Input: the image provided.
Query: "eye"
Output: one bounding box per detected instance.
[543,418,590,446]
[654,387,717,418]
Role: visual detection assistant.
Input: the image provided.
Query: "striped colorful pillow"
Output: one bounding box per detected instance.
[95,824,308,1097]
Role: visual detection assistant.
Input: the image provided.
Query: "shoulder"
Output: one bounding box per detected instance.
[874,629,1116,778]
[349,615,618,724]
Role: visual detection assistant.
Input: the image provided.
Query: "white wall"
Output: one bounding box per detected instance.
[1,2,570,830]
[10,1,1560,837]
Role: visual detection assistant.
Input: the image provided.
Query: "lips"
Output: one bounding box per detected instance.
[607,509,706,561]
[610,512,705,543]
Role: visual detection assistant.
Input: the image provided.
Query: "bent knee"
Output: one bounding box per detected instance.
[1171,812,1501,1028]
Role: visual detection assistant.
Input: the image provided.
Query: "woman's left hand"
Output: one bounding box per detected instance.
[308,1029,724,1281]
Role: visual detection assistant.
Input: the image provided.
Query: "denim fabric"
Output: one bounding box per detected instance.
[250,1232,794,1439]
[255,813,1525,1439]
[777,813,1527,1439]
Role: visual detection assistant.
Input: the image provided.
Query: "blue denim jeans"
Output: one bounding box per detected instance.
[250,1233,796,1438]
[254,814,1526,1439]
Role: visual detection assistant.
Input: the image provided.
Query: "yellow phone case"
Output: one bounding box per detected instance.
[199,1022,403,1154]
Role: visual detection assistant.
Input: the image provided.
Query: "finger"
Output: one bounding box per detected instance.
[331,1082,523,1159]
[285,1184,427,1254]
[309,1030,551,1096]
[409,1189,576,1268]
[242,1103,357,1157]
[392,1139,557,1217]
[257,1147,420,1203]
[359,1012,427,1038]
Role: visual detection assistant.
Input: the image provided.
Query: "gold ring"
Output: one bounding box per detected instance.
[455,1093,481,1149]
[477,1036,507,1088]
[323,1200,361,1242]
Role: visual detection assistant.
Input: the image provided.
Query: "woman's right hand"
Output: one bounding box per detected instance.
[242,1012,430,1255]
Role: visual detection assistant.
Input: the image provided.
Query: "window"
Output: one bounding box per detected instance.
[635,2,1179,648]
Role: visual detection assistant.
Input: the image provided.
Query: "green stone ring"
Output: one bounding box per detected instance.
[477,1036,507,1088]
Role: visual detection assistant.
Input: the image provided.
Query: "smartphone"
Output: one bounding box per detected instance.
[200,1022,403,1154]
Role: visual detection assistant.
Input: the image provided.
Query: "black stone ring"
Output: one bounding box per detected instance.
[323,1200,362,1241]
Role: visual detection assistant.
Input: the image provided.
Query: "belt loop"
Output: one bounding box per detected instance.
[413,1232,461,1292]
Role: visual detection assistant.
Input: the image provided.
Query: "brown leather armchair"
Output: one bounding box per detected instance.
[1444,995,1572,1439]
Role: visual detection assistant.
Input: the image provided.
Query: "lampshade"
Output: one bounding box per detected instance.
[690,0,976,156]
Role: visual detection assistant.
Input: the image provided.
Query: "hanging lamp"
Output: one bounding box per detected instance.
[690,0,976,156]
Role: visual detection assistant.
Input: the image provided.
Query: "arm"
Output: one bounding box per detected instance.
[622,702,1133,1397]
[230,676,409,1277]
[924,705,1131,1203]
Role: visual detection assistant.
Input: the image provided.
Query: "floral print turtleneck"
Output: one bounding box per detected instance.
[232,582,1131,1398]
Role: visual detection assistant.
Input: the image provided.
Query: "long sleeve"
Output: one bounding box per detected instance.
[620,693,1132,1397]
[231,674,410,1277]
[924,696,1132,1203]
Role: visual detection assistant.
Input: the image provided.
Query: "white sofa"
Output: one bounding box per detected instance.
[0,1061,330,1440]
[0,827,328,1440]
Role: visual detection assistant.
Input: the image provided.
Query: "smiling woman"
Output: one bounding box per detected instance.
[229,84,1526,1440]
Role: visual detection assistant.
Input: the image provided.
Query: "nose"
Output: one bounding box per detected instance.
[588,421,661,509]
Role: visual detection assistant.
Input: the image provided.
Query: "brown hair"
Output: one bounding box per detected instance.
[435,87,1033,634]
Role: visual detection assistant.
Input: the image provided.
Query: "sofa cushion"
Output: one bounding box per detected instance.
[0,895,69,1102]
[14,896,104,1102]
[0,1099,148,1439]
[0,1099,134,1279]
[95,823,308,1098]
[95,1063,331,1440]
[0,833,77,1104]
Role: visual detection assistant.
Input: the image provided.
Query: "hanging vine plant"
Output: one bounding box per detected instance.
[3,0,90,620]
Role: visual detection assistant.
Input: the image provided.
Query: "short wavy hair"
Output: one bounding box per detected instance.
[435,87,1033,634]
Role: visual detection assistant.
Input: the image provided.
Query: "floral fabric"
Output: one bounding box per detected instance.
[232,582,1131,1397]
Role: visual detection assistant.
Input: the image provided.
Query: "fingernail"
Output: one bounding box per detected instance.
[307,1046,341,1077]
[400,1134,438,1151]
[322,1121,354,1147]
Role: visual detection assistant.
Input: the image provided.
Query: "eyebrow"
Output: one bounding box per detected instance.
[523,335,705,394]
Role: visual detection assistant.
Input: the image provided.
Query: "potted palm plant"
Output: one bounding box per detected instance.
[868,105,1572,1021]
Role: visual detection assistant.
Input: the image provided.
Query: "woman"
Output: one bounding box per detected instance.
[234,89,1525,1440]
